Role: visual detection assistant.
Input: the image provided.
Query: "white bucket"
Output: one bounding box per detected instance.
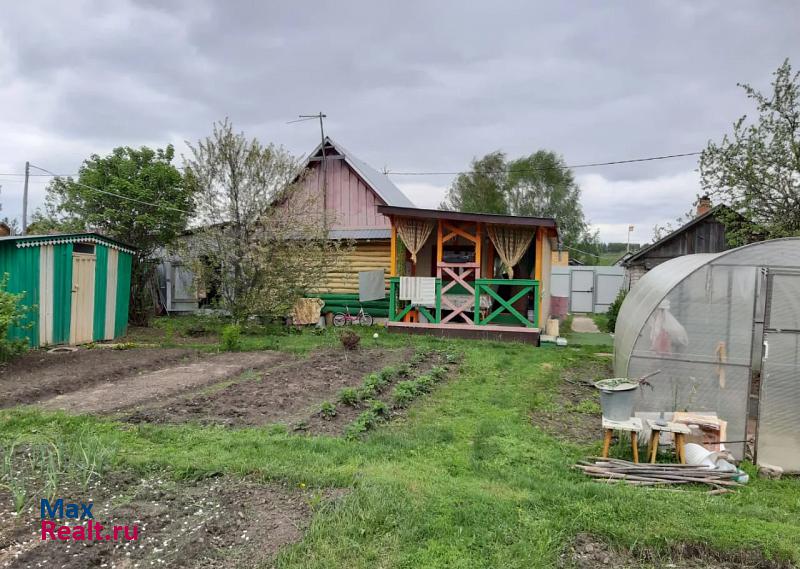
[684,443,723,468]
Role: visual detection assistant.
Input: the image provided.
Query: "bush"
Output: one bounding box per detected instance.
[0,275,30,361]
[337,387,360,406]
[220,324,242,352]
[339,330,360,351]
[392,381,420,407]
[606,289,627,333]
[319,401,337,419]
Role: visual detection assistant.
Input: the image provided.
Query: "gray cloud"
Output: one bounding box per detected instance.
[0,0,798,242]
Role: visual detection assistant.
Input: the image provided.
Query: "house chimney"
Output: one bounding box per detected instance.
[696,195,712,217]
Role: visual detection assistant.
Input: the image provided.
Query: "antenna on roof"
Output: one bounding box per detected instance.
[291,112,328,223]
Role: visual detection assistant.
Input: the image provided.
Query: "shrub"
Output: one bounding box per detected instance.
[392,381,419,407]
[339,330,360,351]
[319,401,337,419]
[220,324,242,351]
[0,275,30,362]
[370,399,389,418]
[337,387,360,406]
[606,289,627,333]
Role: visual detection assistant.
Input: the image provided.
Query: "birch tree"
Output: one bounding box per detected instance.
[184,119,343,320]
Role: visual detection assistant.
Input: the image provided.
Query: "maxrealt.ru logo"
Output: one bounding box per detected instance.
[40,498,139,542]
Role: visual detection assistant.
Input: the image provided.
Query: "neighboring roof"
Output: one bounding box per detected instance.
[304,137,415,208]
[0,232,137,253]
[377,205,558,231]
[328,228,391,240]
[622,205,730,266]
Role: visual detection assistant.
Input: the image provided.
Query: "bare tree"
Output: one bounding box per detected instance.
[184,119,345,320]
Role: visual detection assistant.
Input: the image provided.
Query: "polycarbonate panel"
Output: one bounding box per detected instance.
[631,265,756,367]
[628,357,749,458]
[614,253,720,376]
[767,274,800,331]
[710,238,800,268]
[757,332,800,471]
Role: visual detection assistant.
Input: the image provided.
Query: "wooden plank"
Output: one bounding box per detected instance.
[387,321,540,345]
[436,219,443,270]
[390,222,397,277]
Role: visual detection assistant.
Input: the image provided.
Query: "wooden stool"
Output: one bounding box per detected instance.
[601,416,643,464]
[646,419,692,464]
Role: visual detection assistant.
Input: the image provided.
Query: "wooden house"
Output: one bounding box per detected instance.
[158,137,561,344]
[622,198,736,288]
[158,137,413,314]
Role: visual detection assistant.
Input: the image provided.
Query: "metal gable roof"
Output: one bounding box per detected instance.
[305,136,415,208]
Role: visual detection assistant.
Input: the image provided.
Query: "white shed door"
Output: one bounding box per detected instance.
[570,270,594,313]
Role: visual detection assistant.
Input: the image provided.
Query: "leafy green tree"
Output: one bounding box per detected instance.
[441,150,590,246]
[35,145,192,324]
[700,59,800,244]
[440,152,509,214]
[506,150,587,245]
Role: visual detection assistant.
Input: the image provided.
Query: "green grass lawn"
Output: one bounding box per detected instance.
[2,324,798,567]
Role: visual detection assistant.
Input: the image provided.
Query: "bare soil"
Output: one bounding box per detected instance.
[561,533,792,569]
[123,347,413,429]
[530,359,611,445]
[0,472,340,569]
[0,348,196,408]
[39,352,288,415]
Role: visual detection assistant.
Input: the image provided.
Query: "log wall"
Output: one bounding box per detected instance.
[315,240,392,294]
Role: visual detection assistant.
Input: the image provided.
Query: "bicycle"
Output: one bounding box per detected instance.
[332,305,373,327]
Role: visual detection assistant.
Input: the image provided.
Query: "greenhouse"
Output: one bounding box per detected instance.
[614,238,800,472]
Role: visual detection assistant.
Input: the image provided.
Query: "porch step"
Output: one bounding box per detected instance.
[386,321,541,345]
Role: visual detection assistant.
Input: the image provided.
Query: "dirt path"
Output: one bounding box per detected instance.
[39,351,289,414]
[0,348,197,407]
[571,315,600,333]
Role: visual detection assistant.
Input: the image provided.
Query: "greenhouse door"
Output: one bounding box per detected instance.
[756,270,800,472]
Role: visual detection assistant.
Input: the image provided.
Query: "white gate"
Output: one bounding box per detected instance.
[551,266,624,313]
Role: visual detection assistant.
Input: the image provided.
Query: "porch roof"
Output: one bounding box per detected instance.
[377,206,558,233]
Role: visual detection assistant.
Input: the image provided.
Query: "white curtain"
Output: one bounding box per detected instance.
[487,224,534,278]
[396,217,434,264]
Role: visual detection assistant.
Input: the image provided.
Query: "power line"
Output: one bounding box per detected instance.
[385,151,702,176]
[0,172,76,177]
[27,164,193,215]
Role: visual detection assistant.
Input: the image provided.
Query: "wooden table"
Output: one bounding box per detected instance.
[646,419,692,464]
[601,416,643,463]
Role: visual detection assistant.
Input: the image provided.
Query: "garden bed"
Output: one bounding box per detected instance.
[123,347,415,429]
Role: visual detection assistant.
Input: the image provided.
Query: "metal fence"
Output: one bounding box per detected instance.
[551,266,624,313]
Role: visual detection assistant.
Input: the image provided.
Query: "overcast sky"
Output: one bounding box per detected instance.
[1,1,798,244]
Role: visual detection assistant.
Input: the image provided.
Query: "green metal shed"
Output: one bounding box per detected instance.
[0,233,135,347]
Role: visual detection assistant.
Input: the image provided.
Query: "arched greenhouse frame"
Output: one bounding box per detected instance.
[614,238,800,471]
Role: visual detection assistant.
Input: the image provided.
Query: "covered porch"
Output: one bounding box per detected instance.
[377,206,558,344]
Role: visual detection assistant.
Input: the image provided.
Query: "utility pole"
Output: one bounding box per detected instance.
[22,161,30,235]
[627,224,634,253]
